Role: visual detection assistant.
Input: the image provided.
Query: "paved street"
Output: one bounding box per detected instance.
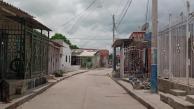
[17,69,146,109]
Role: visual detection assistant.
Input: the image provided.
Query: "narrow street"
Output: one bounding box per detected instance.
[17,69,146,109]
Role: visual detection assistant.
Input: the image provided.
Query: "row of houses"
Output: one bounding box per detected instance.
[113,10,194,98]
[72,48,109,69]
[0,1,109,102]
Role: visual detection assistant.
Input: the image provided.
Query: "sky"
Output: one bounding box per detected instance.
[5,0,194,51]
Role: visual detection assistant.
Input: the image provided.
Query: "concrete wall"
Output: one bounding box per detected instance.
[53,40,72,72]
[48,42,60,74]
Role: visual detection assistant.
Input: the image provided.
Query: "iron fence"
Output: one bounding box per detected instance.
[0,16,49,80]
[158,15,194,86]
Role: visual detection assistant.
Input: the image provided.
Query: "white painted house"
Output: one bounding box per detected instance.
[53,39,72,72]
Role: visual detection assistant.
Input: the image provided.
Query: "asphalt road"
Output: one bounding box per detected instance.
[17,69,146,109]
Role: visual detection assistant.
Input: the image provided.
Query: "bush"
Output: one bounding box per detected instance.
[54,70,65,77]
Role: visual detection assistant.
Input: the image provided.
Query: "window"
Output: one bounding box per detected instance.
[66,56,68,62]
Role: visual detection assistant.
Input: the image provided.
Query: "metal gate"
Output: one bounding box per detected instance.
[126,46,144,78]
[0,31,8,79]
[158,16,194,86]
[0,30,8,100]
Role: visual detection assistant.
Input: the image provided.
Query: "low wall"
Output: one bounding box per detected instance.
[7,77,47,99]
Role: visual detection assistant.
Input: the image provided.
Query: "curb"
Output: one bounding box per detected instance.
[110,77,155,109]
[5,70,88,109]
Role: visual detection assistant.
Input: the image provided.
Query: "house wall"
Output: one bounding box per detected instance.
[80,57,94,69]
[48,43,60,74]
[94,50,109,68]
[93,53,100,68]
[53,40,72,72]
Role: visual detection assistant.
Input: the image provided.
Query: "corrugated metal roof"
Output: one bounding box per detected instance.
[78,51,97,57]
[0,1,51,31]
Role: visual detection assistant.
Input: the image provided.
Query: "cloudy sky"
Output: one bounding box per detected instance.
[5,0,194,51]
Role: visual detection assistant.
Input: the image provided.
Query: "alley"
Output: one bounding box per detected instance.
[17,69,146,109]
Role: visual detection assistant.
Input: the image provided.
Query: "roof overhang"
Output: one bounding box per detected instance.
[78,51,97,57]
[112,39,132,47]
[50,40,64,47]
[129,41,149,48]
[0,1,51,31]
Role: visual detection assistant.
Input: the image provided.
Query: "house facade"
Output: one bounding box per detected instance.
[53,40,72,72]
[112,32,150,78]
[0,1,51,101]
[48,41,63,74]
[71,49,82,66]
[94,50,109,68]
[79,49,98,69]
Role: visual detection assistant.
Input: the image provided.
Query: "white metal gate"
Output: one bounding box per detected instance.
[158,16,194,86]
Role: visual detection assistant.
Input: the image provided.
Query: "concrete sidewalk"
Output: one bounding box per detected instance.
[112,78,173,109]
[0,70,88,109]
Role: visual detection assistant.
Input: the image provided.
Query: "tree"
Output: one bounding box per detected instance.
[51,33,79,49]
[109,54,113,60]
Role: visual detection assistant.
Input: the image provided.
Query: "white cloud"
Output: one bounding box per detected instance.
[5,0,194,51]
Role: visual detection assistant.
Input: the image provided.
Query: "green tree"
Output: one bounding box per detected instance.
[51,33,79,49]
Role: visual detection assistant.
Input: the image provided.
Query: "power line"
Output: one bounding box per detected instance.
[116,0,131,22]
[116,0,133,29]
[115,1,123,16]
[66,2,98,33]
[62,0,98,27]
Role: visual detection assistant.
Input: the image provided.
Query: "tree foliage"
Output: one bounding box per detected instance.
[51,33,79,49]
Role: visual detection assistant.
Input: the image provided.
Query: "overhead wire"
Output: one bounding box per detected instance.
[66,2,99,34]
[67,0,113,46]
[115,1,124,16]
[116,0,133,29]
[116,0,131,24]
[62,0,98,27]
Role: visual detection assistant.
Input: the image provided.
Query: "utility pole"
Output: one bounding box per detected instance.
[112,14,116,72]
[151,0,158,93]
[186,0,190,87]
